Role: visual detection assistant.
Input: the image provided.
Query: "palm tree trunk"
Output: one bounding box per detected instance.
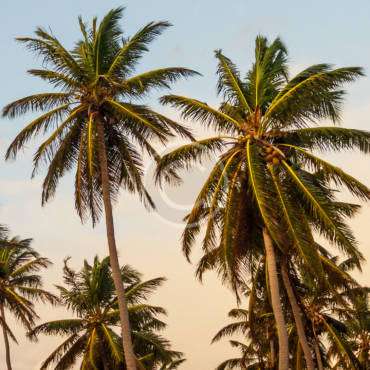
[96,120,137,370]
[0,304,12,370]
[314,341,324,370]
[270,339,276,369]
[262,228,289,370]
[281,260,315,370]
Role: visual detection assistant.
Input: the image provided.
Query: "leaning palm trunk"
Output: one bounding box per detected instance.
[0,304,12,370]
[97,120,137,370]
[263,229,289,370]
[281,260,315,370]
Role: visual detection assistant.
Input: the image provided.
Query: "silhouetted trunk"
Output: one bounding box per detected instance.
[98,337,109,370]
[0,304,12,370]
[97,120,137,370]
[270,339,276,369]
[263,228,289,370]
[281,260,315,370]
[314,342,324,370]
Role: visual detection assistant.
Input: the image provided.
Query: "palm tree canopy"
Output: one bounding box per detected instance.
[0,230,57,341]
[3,6,199,225]
[214,250,369,369]
[29,256,183,369]
[156,35,370,290]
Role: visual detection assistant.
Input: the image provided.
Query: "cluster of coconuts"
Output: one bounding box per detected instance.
[264,145,282,166]
[311,312,324,325]
[237,128,257,143]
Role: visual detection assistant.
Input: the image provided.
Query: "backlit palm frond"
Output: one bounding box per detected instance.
[2,93,71,121]
[282,126,370,153]
[281,144,370,200]
[215,50,252,113]
[107,20,171,78]
[160,95,241,133]
[265,65,364,129]
[282,162,363,263]
[155,137,228,186]
[122,67,200,97]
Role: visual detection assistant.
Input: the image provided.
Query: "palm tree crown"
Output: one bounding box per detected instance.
[0,233,57,335]
[29,256,183,369]
[3,6,198,224]
[156,35,370,369]
[156,35,370,290]
[0,229,57,370]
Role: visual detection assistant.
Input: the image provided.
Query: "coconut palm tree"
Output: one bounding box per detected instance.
[0,230,57,370]
[29,256,183,369]
[278,245,368,369]
[212,257,281,370]
[303,257,369,370]
[214,251,368,369]
[344,289,370,369]
[329,288,370,370]
[156,35,370,369]
[2,7,198,369]
[213,308,274,370]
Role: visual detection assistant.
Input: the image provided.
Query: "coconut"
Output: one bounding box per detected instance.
[265,147,273,154]
[265,154,273,162]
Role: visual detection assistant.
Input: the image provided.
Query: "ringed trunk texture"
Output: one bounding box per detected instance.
[281,260,315,370]
[263,228,289,370]
[97,121,137,370]
[0,304,12,370]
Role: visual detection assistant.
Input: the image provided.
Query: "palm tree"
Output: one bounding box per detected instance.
[344,289,370,369]
[212,259,280,370]
[2,7,198,369]
[156,36,370,369]
[305,257,369,370]
[278,246,367,369]
[29,256,183,369]
[0,230,57,370]
[213,252,368,369]
[213,308,274,370]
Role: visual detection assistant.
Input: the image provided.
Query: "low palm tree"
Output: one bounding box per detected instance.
[280,248,366,369]
[344,289,370,369]
[213,309,273,370]
[0,230,57,370]
[156,35,370,369]
[214,255,367,369]
[212,260,279,370]
[3,7,198,369]
[307,259,369,370]
[29,256,183,369]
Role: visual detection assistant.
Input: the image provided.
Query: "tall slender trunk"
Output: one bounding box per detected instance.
[0,304,12,370]
[314,341,324,370]
[263,228,289,370]
[96,120,137,370]
[281,260,315,370]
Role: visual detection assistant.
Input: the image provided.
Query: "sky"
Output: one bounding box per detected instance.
[1,0,370,369]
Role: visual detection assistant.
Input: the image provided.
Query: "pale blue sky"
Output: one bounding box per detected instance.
[1,1,370,369]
